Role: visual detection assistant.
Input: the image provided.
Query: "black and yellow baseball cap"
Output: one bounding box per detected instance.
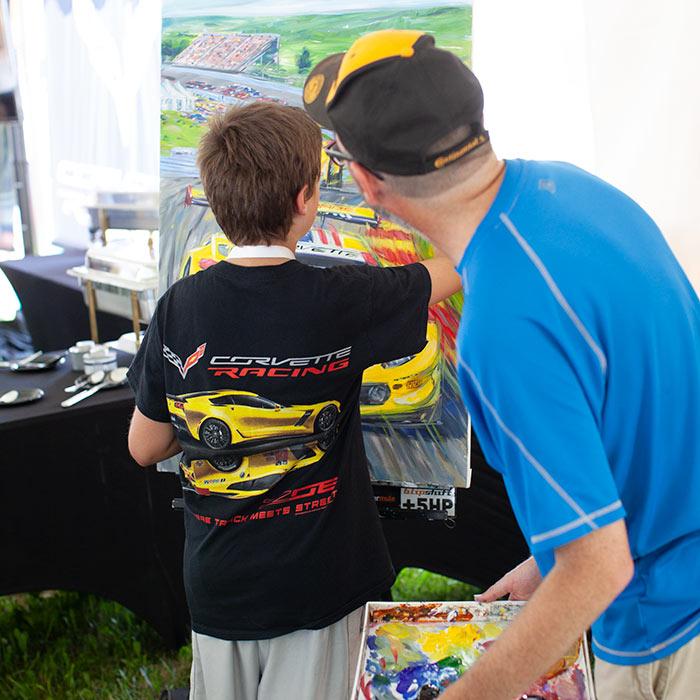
[303,29,488,177]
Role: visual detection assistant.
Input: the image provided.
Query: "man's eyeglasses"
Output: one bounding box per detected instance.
[323,139,353,167]
[323,139,384,180]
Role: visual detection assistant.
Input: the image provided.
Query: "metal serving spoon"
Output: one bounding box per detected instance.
[0,388,45,406]
[64,370,105,393]
[60,367,128,408]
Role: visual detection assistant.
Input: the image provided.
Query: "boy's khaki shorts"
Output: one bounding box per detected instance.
[190,607,363,700]
[595,632,700,700]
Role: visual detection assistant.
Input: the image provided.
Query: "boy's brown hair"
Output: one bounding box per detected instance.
[197,103,322,245]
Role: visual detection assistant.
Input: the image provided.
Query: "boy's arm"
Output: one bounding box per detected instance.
[419,256,462,306]
[128,407,181,467]
[126,301,174,466]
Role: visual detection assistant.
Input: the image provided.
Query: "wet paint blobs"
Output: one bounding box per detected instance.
[362,621,500,700]
[370,603,475,625]
[525,666,587,700]
[364,658,461,700]
[541,639,582,679]
[375,620,503,665]
[361,618,588,699]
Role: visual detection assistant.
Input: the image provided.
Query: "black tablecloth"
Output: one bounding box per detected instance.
[0,352,134,429]
[1,352,527,647]
[0,251,135,351]
[0,354,189,648]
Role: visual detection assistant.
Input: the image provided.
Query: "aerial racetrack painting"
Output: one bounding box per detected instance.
[160,0,473,489]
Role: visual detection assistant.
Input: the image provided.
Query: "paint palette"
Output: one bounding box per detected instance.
[353,602,595,700]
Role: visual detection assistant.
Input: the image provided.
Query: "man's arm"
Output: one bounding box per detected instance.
[441,520,634,700]
[420,256,462,305]
[128,407,182,467]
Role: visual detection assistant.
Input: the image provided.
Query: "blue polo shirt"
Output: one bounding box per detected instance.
[456,159,700,665]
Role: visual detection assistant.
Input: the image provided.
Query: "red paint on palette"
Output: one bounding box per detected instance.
[359,675,371,700]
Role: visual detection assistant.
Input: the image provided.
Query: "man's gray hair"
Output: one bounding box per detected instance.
[380,126,493,199]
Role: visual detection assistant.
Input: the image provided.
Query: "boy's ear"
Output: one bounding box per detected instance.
[294,184,310,216]
[349,163,384,206]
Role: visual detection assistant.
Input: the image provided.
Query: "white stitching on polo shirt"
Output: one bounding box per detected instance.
[459,359,596,528]
[594,616,700,658]
[530,500,624,545]
[499,213,608,375]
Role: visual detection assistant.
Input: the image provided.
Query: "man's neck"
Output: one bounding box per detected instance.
[398,156,506,266]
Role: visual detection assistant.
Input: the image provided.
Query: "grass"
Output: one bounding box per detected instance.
[162,5,472,86]
[0,569,479,697]
[392,567,482,602]
[0,592,190,700]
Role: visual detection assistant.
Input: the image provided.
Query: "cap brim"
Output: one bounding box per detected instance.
[303,53,344,130]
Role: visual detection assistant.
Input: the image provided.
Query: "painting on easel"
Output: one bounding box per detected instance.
[354,602,595,699]
[160,0,472,501]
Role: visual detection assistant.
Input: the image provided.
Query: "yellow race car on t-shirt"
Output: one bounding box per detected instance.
[181,440,328,499]
[167,390,340,455]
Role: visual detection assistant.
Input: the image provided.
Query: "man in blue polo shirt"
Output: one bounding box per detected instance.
[304,31,700,699]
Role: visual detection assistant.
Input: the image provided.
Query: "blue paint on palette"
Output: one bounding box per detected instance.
[396,662,461,698]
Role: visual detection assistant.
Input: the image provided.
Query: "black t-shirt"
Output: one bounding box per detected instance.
[128,259,431,640]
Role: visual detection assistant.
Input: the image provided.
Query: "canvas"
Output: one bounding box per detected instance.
[160,0,472,492]
[354,602,596,700]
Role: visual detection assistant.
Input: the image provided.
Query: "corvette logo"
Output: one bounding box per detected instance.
[163,343,207,379]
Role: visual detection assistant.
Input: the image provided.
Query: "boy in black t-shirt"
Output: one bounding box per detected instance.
[127,103,460,700]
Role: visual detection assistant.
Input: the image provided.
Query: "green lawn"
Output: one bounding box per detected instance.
[0,569,479,697]
[391,567,482,602]
[0,592,190,699]
[163,5,472,86]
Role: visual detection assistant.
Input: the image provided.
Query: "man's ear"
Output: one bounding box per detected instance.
[294,184,310,216]
[348,163,384,207]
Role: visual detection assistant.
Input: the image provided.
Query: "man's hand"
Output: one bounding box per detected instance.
[128,407,181,466]
[475,557,542,602]
[439,520,634,700]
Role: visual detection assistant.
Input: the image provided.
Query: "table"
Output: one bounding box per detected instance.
[0,251,135,351]
[0,354,189,648]
[1,353,527,648]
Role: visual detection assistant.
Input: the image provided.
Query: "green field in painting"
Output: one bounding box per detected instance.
[163,5,472,86]
[161,110,204,153]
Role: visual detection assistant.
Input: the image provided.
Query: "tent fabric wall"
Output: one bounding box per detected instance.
[9,0,699,283]
[473,0,700,290]
[10,0,159,252]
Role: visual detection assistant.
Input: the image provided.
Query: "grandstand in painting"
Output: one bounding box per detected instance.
[173,33,280,72]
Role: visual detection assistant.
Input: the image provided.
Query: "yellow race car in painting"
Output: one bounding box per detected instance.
[178,231,376,278]
[179,232,230,278]
[176,190,443,424]
[167,390,340,453]
[360,320,442,423]
[177,239,443,423]
[178,199,380,278]
[181,440,327,499]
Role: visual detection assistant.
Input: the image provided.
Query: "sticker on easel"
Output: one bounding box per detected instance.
[400,486,455,516]
[373,482,456,520]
